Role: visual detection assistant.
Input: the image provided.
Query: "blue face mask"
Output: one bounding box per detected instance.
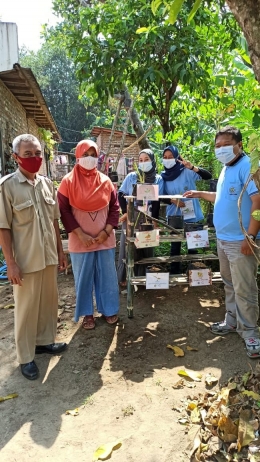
[215,145,236,164]
[163,159,176,169]
[139,161,152,173]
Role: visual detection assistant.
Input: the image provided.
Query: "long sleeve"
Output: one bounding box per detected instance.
[151,201,160,219]
[57,191,80,233]
[106,189,120,228]
[197,168,212,180]
[118,191,127,213]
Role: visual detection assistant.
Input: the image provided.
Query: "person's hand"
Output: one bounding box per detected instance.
[241,238,254,255]
[94,230,109,245]
[79,232,95,248]
[7,261,23,286]
[171,199,186,207]
[119,213,127,223]
[58,251,68,271]
[183,190,200,199]
[178,158,193,169]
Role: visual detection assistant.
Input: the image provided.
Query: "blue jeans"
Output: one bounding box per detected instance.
[70,249,119,321]
[217,239,259,339]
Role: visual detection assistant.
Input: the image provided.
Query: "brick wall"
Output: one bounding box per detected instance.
[0,80,47,177]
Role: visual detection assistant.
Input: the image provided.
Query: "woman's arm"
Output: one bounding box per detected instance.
[118,191,127,213]
[106,189,120,229]
[57,191,80,233]
[196,168,212,180]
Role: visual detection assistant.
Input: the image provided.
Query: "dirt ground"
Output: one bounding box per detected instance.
[0,273,258,462]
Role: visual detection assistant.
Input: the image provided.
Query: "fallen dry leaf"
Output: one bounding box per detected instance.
[0,393,18,402]
[243,390,260,401]
[205,374,218,386]
[218,415,238,443]
[190,406,201,424]
[4,304,15,309]
[172,379,185,389]
[187,346,198,351]
[65,408,79,416]
[178,369,202,382]
[93,440,122,461]
[237,409,255,452]
[167,344,184,357]
[187,425,201,457]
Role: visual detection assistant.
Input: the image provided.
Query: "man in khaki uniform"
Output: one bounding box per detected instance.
[0,134,67,380]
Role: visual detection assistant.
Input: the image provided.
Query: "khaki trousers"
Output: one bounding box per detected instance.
[13,265,58,364]
[217,239,260,339]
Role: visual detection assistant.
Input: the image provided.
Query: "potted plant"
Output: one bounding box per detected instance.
[167,197,184,230]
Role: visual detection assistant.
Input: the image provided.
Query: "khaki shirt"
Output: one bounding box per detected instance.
[0,169,60,273]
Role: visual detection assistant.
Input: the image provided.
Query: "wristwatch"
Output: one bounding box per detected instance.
[247,234,256,241]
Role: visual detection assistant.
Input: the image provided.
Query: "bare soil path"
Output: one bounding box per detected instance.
[0,274,255,462]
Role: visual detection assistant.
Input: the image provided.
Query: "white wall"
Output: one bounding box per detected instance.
[0,23,19,72]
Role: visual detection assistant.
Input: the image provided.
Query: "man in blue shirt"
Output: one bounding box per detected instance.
[184,126,260,358]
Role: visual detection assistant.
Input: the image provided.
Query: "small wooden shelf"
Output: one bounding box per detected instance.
[130,272,222,286]
[135,253,218,264]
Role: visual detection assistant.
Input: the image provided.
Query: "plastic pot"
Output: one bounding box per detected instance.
[146,264,165,273]
[184,222,204,237]
[109,171,118,182]
[139,223,154,232]
[167,215,184,229]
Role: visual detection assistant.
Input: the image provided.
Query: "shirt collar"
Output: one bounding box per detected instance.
[16,168,41,185]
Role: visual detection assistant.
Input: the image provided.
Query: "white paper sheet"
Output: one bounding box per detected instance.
[134,229,160,248]
[186,229,209,249]
[181,199,196,220]
[146,272,169,289]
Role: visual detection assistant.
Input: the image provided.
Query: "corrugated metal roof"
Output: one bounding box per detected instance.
[0,64,61,140]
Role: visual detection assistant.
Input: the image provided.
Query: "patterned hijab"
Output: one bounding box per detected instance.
[138,149,156,184]
[161,145,185,181]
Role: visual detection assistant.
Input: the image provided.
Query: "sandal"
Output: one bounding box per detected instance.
[102,315,118,325]
[82,315,95,330]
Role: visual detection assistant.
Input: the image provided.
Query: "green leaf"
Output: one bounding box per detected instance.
[136,27,149,34]
[151,0,162,15]
[187,0,203,23]
[250,149,260,173]
[169,0,185,25]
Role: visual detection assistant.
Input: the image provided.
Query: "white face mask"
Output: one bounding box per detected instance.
[78,156,98,170]
[163,159,176,169]
[138,161,152,173]
[215,145,236,164]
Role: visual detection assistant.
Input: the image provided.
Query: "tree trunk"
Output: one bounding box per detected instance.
[124,90,151,150]
[226,0,260,83]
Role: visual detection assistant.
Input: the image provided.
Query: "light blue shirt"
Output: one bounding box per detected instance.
[214,155,259,241]
[119,172,163,195]
[161,169,204,222]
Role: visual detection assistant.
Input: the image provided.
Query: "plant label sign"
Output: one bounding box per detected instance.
[186,229,209,249]
[136,184,159,201]
[134,229,160,248]
[181,199,196,220]
[188,268,212,287]
[146,272,169,289]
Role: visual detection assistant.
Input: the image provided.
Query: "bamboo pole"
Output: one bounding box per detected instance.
[101,99,123,172]
[126,198,135,318]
